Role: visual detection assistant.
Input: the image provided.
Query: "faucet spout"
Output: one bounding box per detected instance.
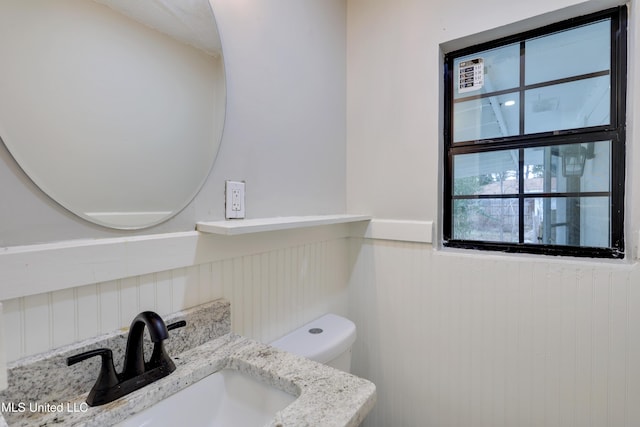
[122,311,170,379]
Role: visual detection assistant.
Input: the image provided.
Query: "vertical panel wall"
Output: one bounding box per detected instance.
[2,237,349,363]
[348,238,640,427]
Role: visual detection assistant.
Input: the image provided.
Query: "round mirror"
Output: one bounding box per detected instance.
[0,0,225,229]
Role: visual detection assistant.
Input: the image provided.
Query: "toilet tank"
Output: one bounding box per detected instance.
[270,314,356,373]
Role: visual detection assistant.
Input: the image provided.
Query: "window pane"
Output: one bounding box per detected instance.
[524,75,610,134]
[525,19,610,85]
[523,141,611,193]
[454,150,519,195]
[525,197,610,247]
[454,43,520,100]
[453,92,519,142]
[453,199,519,242]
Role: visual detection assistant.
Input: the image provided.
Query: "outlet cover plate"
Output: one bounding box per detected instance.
[225,180,245,219]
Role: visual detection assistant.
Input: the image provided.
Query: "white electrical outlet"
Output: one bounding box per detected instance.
[225,180,245,219]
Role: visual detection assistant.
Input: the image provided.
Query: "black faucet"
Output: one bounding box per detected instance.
[67,311,186,406]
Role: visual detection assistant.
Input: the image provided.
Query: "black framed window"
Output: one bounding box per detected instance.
[443,7,627,258]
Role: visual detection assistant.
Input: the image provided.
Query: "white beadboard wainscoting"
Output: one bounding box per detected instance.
[1,224,352,363]
[348,238,640,427]
[4,218,640,427]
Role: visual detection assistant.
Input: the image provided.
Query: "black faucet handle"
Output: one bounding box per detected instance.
[67,348,119,406]
[167,320,186,331]
[67,348,115,370]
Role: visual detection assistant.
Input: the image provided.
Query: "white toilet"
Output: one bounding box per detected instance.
[270,314,356,373]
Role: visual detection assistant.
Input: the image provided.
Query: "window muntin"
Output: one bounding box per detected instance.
[443,7,626,258]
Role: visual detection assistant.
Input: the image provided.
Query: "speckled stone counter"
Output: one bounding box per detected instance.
[0,300,376,426]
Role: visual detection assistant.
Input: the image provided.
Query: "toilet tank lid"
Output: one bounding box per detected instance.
[270,314,356,364]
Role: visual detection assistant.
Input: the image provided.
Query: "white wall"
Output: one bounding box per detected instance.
[0,0,348,373]
[347,0,640,426]
[203,0,347,220]
[0,0,347,247]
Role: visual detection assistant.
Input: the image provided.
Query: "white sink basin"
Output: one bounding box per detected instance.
[116,369,297,427]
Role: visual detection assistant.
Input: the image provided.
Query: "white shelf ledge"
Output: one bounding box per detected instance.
[196,214,372,236]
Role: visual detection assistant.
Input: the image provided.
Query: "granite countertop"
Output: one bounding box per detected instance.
[0,300,376,427]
